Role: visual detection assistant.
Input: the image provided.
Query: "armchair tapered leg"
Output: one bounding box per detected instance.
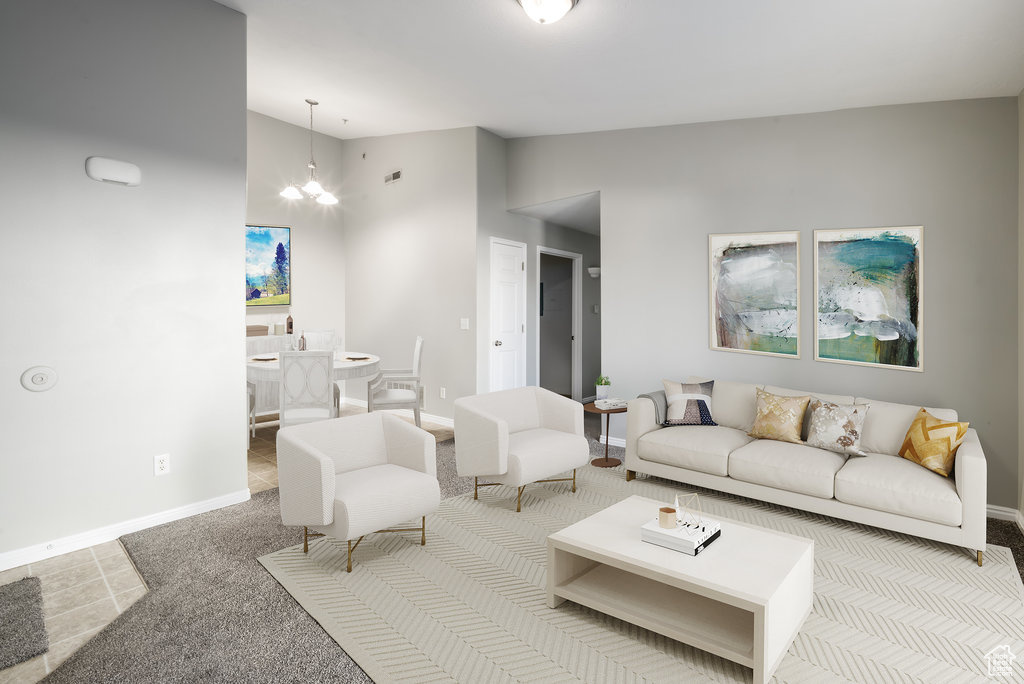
[303,527,309,553]
[571,469,576,493]
[517,485,525,512]
[347,540,353,572]
[474,477,479,500]
[421,516,426,546]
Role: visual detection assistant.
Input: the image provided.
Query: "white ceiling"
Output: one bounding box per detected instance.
[218,0,1024,142]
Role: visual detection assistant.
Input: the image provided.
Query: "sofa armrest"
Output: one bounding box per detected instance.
[277,430,336,527]
[454,398,510,477]
[383,414,437,477]
[536,388,584,435]
[626,395,663,466]
[954,428,986,551]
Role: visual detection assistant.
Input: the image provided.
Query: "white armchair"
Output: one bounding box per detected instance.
[278,412,441,572]
[454,386,589,511]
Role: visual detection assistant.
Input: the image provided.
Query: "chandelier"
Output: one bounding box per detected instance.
[280,99,338,205]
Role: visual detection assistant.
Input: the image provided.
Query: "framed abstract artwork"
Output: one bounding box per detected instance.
[814,226,922,371]
[709,231,800,358]
[245,225,291,307]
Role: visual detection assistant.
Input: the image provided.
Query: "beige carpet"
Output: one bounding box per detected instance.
[259,465,1024,683]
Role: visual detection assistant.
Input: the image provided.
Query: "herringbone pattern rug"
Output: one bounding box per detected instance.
[259,465,1024,683]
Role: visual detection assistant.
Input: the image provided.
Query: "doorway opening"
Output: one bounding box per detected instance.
[537,247,582,401]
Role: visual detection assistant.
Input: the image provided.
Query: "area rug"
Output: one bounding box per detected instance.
[260,465,1024,683]
[0,576,48,670]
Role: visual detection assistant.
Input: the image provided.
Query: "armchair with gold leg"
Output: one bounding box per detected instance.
[277,412,440,572]
[454,386,589,512]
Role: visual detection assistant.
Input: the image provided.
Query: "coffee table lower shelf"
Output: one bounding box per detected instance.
[549,561,754,668]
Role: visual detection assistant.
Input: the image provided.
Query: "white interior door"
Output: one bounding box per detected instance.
[489,239,527,391]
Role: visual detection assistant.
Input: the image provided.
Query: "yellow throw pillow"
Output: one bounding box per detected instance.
[748,388,810,444]
[899,408,969,477]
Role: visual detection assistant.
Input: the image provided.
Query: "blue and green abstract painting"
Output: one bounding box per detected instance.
[815,227,921,370]
[710,232,799,357]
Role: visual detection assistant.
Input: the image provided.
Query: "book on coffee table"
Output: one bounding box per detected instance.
[640,517,721,556]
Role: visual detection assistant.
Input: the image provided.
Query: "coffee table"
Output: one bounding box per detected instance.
[547,495,813,683]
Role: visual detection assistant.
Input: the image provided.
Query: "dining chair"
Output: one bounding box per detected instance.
[246,381,257,447]
[302,329,336,351]
[279,350,336,429]
[367,336,424,427]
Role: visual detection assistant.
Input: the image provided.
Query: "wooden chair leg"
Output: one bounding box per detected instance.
[414,406,422,427]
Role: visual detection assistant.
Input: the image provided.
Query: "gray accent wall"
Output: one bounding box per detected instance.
[476,129,602,396]
[0,0,247,552]
[339,128,478,415]
[245,112,346,340]
[507,99,1020,508]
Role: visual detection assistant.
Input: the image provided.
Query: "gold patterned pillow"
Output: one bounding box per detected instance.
[899,408,969,477]
[748,388,810,444]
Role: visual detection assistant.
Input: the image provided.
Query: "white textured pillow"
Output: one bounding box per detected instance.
[806,399,869,456]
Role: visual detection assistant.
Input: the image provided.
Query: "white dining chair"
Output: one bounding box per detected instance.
[246,381,257,447]
[367,336,424,427]
[302,329,336,351]
[279,350,336,429]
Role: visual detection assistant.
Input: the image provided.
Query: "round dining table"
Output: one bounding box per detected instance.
[246,351,381,383]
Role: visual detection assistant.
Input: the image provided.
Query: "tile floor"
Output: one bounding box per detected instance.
[0,541,146,683]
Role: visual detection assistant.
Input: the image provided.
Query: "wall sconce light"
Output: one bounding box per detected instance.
[587,267,601,279]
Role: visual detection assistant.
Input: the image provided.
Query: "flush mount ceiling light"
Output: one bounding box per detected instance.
[280,98,338,205]
[517,0,578,24]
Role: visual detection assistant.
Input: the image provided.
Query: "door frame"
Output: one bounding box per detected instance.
[488,237,528,391]
[535,246,583,402]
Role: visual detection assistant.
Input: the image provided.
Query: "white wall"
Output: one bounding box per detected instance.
[339,128,479,415]
[1019,88,1024,518]
[0,0,247,556]
[475,129,602,394]
[246,112,346,341]
[507,98,1019,508]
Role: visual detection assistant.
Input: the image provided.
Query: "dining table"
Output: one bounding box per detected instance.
[246,351,381,414]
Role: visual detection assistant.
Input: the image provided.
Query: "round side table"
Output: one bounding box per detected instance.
[584,402,627,468]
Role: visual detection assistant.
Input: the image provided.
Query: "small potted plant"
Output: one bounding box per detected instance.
[595,375,611,401]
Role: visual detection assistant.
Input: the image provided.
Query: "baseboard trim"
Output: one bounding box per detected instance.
[0,488,251,572]
[341,398,454,428]
[600,434,626,448]
[987,504,1024,536]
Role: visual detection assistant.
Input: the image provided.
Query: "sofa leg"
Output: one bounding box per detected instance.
[517,485,525,512]
[978,550,983,567]
[626,470,636,482]
[572,469,577,493]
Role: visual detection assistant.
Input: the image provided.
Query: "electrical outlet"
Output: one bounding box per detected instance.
[154,453,170,476]
[439,387,446,399]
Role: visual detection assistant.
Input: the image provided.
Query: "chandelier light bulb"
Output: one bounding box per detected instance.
[301,179,324,196]
[518,0,576,24]
[279,185,302,199]
[316,191,339,205]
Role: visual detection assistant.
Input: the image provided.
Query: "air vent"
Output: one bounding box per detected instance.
[384,169,402,184]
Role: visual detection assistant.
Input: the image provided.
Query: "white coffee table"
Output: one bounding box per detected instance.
[547,495,813,684]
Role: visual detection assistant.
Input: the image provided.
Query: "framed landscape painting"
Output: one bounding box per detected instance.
[245,225,291,307]
[815,226,922,371]
[709,231,800,358]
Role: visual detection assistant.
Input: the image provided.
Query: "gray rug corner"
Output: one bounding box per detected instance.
[0,575,49,671]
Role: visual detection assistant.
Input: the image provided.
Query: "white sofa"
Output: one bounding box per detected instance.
[626,379,987,564]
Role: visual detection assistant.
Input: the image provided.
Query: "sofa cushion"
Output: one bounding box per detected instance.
[765,385,855,439]
[899,409,969,477]
[334,464,441,539]
[504,428,590,486]
[688,378,761,432]
[835,453,962,526]
[855,397,958,456]
[638,426,753,476]
[728,439,846,498]
[748,388,810,444]
[663,379,717,426]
